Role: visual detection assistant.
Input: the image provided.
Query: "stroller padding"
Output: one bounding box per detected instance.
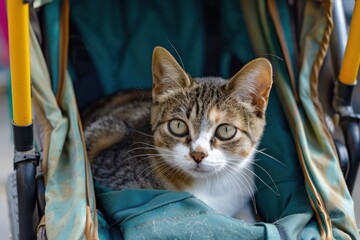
[95,186,285,239]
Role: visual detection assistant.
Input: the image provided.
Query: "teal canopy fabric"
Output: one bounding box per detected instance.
[30,24,97,239]
[69,1,203,104]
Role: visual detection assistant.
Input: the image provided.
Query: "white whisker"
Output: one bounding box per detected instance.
[223,165,254,206]
[242,165,279,196]
[127,128,154,138]
[255,148,287,168]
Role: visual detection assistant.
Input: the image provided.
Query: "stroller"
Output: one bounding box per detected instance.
[5,0,360,239]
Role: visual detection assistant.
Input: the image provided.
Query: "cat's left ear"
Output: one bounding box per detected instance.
[226,58,273,113]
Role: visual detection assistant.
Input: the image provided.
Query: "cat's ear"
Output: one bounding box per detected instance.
[226,58,273,113]
[152,47,191,98]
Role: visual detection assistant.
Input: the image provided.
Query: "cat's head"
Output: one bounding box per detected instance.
[151,47,272,183]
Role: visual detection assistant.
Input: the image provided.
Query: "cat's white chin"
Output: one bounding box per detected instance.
[193,166,209,173]
[186,163,223,178]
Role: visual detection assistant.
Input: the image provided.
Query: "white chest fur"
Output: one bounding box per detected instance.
[184,165,255,220]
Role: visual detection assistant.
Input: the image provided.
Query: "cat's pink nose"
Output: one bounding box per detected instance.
[190,151,208,163]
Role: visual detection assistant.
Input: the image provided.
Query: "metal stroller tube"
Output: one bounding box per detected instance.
[333,83,360,193]
[7,0,37,238]
[338,1,360,86]
[333,1,360,193]
[7,0,32,125]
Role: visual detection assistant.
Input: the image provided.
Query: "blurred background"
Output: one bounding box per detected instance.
[0,0,359,238]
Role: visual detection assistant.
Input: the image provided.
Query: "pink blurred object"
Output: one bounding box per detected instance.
[0,0,9,66]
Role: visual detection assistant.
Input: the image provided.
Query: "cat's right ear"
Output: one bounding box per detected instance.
[152,47,191,100]
[226,58,273,114]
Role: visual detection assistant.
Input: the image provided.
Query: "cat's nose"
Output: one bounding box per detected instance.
[190,151,208,163]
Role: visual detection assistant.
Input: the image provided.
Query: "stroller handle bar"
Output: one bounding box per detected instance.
[7,0,37,239]
[339,0,360,86]
[7,0,32,127]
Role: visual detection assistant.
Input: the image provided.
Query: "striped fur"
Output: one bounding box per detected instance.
[83,47,272,218]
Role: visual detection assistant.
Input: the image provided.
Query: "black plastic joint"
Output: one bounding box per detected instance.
[333,81,355,108]
[13,123,34,152]
[14,150,36,167]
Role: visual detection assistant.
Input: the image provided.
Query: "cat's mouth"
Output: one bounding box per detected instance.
[189,164,214,176]
[194,167,208,173]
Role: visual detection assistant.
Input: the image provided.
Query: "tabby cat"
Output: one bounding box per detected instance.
[82,47,273,220]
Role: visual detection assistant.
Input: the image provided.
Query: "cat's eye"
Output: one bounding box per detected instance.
[168,119,189,137]
[215,124,237,140]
